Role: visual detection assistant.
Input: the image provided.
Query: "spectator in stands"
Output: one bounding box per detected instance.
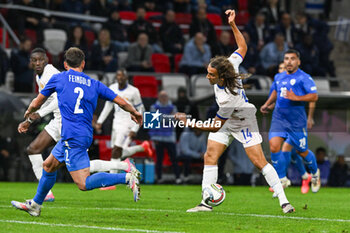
[241,31,259,75]
[10,38,33,93]
[65,26,89,63]
[0,47,9,86]
[189,7,217,55]
[213,31,235,57]
[177,128,206,183]
[315,147,331,186]
[190,0,221,14]
[90,0,110,17]
[159,10,184,54]
[295,13,313,39]
[149,90,181,184]
[113,0,132,11]
[0,136,10,181]
[173,0,191,12]
[104,9,129,51]
[174,86,199,140]
[244,13,272,51]
[259,33,288,77]
[90,28,119,72]
[61,0,89,23]
[179,32,211,77]
[295,34,325,76]
[128,7,161,52]
[329,155,348,187]
[261,0,282,26]
[126,33,154,72]
[275,12,299,48]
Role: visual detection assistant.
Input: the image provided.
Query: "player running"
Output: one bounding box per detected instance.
[176,10,295,214]
[260,49,320,194]
[267,62,314,194]
[17,48,60,202]
[12,47,142,217]
[90,68,152,183]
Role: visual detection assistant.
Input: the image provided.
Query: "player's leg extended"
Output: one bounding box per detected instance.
[269,136,288,180]
[245,144,295,213]
[297,149,320,193]
[11,154,63,216]
[186,139,227,212]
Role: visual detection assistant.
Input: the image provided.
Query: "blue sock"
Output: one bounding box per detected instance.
[291,151,307,175]
[33,170,57,205]
[303,150,318,174]
[282,151,291,174]
[85,172,126,190]
[271,151,286,178]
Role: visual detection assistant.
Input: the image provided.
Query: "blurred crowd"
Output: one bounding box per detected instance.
[1,0,336,92]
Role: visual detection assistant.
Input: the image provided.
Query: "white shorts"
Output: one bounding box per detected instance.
[208,118,262,148]
[111,123,134,148]
[44,117,61,142]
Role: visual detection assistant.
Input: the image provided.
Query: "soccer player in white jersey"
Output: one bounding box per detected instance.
[175,10,295,214]
[90,69,152,185]
[17,48,61,202]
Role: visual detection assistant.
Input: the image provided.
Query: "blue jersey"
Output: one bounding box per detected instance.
[271,69,317,129]
[41,69,117,140]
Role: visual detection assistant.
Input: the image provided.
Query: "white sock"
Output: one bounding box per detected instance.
[28,154,43,180]
[90,160,113,173]
[262,163,289,206]
[301,172,309,180]
[122,145,144,158]
[110,158,129,173]
[202,165,218,190]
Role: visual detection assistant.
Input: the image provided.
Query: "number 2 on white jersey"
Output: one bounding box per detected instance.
[74,87,84,114]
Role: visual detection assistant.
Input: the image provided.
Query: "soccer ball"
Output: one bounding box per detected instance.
[202,184,226,207]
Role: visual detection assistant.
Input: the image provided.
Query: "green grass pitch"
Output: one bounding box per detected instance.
[0,182,349,232]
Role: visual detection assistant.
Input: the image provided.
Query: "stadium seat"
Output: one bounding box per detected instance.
[25,29,37,46]
[175,13,192,25]
[207,13,222,26]
[191,74,214,98]
[152,53,171,73]
[0,28,9,48]
[161,75,188,100]
[145,12,163,23]
[85,72,99,81]
[174,54,183,73]
[84,30,95,48]
[235,11,250,26]
[314,79,330,92]
[43,29,67,56]
[119,11,137,21]
[133,76,158,98]
[117,51,128,68]
[104,72,116,86]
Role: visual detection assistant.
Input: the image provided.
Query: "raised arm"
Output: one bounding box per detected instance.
[226,9,247,58]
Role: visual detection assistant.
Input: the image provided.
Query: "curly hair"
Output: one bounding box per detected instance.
[209,56,243,95]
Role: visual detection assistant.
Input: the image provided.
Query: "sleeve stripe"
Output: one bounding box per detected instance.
[234,51,243,60]
[216,113,228,120]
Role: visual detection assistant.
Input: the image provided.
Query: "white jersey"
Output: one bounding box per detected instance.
[214,52,257,122]
[36,64,61,119]
[97,83,144,131]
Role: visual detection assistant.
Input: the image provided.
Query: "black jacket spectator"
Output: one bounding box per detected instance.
[126,33,154,72]
[213,31,234,57]
[241,32,259,75]
[0,47,9,86]
[10,38,33,93]
[90,0,110,16]
[90,29,118,72]
[329,156,348,187]
[189,7,217,55]
[105,10,128,42]
[128,7,158,44]
[244,13,272,51]
[65,26,89,63]
[159,10,184,54]
[275,13,299,48]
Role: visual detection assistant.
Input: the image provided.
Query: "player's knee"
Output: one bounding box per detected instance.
[42,160,52,172]
[269,144,281,153]
[76,182,87,191]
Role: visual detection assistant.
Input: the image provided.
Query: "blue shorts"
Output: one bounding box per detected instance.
[269,120,308,153]
[51,137,92,172]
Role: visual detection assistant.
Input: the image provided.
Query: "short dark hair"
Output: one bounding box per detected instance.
[316,147,326,154]
[31,47,46,56]
[117,68,127,77]
[285,49,300,58]
[64,47,85,68]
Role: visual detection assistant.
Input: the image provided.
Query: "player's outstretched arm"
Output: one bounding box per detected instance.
[226,9,247,58]
[113,95,142,126]
[24,94,48,119]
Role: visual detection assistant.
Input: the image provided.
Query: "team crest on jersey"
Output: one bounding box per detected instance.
[290,79,296,86]
[40,83,44,89]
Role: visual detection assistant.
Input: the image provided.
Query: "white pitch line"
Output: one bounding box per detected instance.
[1,205,350,223]
[0,219,184,233]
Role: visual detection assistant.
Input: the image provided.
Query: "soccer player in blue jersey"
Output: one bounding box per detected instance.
[11,47,142,217]
[261,49,321,194]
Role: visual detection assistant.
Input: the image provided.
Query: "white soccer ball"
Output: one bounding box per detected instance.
[202,184,226,207]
